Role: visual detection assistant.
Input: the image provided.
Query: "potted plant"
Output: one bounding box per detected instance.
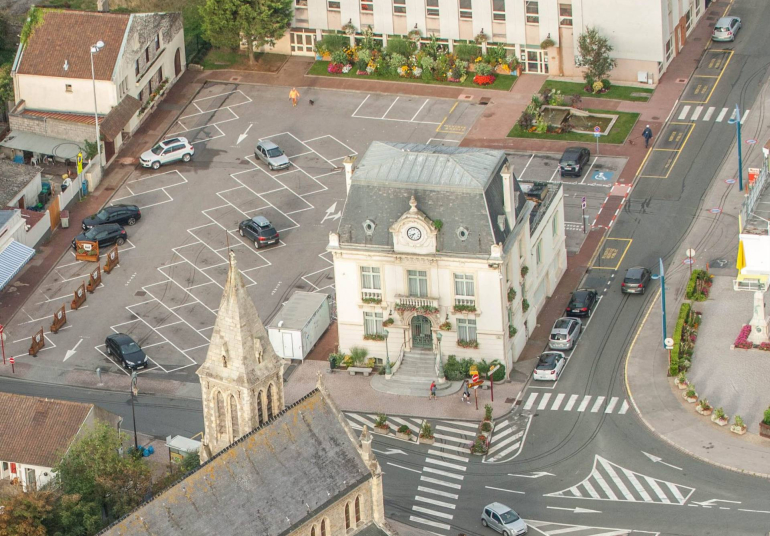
[507,287,517,303]
[521,265,529,278]
[674,372,688,390]
[760,407,770,439]
[474,31,490,44]
[374,413,389,435]
[522,299,530,313]
[540,37,556,49]
[457,339,479,349]
[484,403,493,422]
[348,346,374,375]
[419,422,435,444]
[508,324,517,338]
[471,437,488,455]
[382,317,395,327]
[731,415,747,435]
[696,398,712,416]
[453,303,477,314]
[480,420,492,434]
[396,424,413,441]
[711,407,729,426]
[683,385,697,403]
[440,321,451,331]
[342,21,357,36]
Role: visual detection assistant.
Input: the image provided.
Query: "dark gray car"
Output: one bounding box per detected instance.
[238,216,279,248]
[549,317,582,350]
[559,147,590,178]
[622,266,652,294]
[255,140,290,170]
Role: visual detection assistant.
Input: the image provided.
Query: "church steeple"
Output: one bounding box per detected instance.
[196,251,284,462]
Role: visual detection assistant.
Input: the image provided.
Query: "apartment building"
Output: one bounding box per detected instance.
[282,0,707,83]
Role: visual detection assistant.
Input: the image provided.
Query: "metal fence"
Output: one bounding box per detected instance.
[740,161,769,231]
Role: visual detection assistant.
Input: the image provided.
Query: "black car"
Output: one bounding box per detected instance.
[622,267,652,294]
[238,216,279,248]
[559,147,591,178]
[105,333,148,369]
[82,204,141,230]
[565,288,598,317]
[72,223,127,250]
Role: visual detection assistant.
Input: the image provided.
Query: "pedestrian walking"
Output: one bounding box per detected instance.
[429,381,437,400]
[289,87,300,107]
[642,125,653,148]
[462,382,471,404]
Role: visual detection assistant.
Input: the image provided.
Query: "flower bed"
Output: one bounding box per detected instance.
[733,325,770,350]
[473,74,496,86]
[685,269,713,301]
[457,339,479,349]
[327,63,343,74]
[669,303,703,376]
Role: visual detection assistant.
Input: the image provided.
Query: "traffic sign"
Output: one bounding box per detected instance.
[747,139,757,145]
[665,337,674,350]
[472,372,480,383]
[489,364,500,374]
[468,379,484,389]
[594,126,601,133]
[581,196,586,209]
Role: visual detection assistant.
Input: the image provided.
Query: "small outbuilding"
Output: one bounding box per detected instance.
[268,291,332,360]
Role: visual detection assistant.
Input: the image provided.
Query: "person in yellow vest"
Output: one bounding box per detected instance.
[289,87,300,107]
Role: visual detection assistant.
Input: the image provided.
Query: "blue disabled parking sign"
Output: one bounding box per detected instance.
[592,171,613,181]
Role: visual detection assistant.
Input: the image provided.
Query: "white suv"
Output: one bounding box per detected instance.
[140,137,194,169]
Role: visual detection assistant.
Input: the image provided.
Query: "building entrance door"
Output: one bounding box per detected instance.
[411,315,432,348]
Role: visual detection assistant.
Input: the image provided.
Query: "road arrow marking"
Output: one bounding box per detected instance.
[642,451,683,470]
[63,338,83,362]
[321,202,342,224]
[236,123,253,145]
[547,506,601,514]
[373,448,407,456]
[694,499,742,507]
[508,471,554,479]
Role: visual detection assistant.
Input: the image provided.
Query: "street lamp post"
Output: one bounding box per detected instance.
[728,104,744,191]
[384,329,391,375]
[435,331,445,382]
[130,371,139,451]
[89,41,105,169]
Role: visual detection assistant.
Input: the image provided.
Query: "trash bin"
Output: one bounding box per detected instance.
[61,210,69,228]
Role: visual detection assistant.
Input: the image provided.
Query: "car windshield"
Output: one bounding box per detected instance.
[94,209,109,221]
[121,342,141,353]
[554,319,572,330]
[715,26,729,32]
[499,510,520,523]
[266,147,283,158]
[83,227,100,239]
[571,293,587,306]
[537,355,557,369]
[151,144,164,155]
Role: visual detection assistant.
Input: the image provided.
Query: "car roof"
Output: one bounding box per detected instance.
[553,317,576,330]
[258,140,279,150]
[90,223,122,230]
[160,137,188,146]
[625,267,646,277]
[107,333,135,344]
[251,215,272,226]
[563,147,584,155]
[486,502,511,513]
[716,16,738,24]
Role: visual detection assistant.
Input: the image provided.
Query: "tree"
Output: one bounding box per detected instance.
[53,423,151,526]
[575,27,617,85]
[0,491,55,536]
[199,0,243,50]
[239,0,293,65]
[0,64,14,119]
[49,494,103,536]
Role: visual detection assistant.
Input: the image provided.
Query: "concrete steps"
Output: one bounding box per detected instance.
[371,349,462,397]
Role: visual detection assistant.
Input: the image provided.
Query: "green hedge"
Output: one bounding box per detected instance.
[670,303,691,376]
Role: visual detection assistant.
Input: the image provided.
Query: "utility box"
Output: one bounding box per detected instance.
[268,292,331,360]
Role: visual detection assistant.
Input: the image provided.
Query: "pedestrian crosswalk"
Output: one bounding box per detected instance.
[343,412,422,441]
[677,105,749,124]
[545,455,695,505]
[522,392,630,415]
[485,416,526,462]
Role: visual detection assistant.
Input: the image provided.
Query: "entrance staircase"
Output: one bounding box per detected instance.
[371,348,461,397]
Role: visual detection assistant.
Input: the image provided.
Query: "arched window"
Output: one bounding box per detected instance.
[345,503,351,529]
[320,519,326,536]
[310,526,315,536]
[266,384,274,420]
[355,496,361,522]
[215,392,226,435]
[257,390,265,425]
[229,395,239,438]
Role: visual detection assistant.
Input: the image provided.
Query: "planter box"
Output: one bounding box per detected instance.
[348,367,373,376]
[683,391,697,403]
[373,426,390,436]
[760,422,770,439]
[419,436,435,445]
[695,405,713,416]
[731,425,747,435]
[711,414,729,426]
[675,379,689,390]
[396,432,413,441]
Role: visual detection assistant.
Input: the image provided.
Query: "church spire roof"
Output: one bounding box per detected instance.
[196,250,279,384]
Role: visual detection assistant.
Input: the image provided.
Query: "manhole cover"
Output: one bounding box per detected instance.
[479,97,491,105]
[230,76,241,82]
[135,291,146,297]
[676,78,688,84]
[459,95,473,100]
[104,186,115,191]
[652,116,660,120]
[505,397,516,404]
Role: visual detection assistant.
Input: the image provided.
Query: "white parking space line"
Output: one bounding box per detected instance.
[383,97,400,118]
[411,99,430,121]
[537,393,552,410]
[420,476,462,489]
[715,107,728,122]
[579,157,598,185]
[577,396,592,412]
[551,393,565,410]
[702,107,715,121]
[352,94,370,116]
[564,394,579,411]
[678,106,691,120]
[519,154,536,179]
[591,396,606,413]
[690,106,703,121]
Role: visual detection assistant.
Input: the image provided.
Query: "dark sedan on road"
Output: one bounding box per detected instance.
[105,333,148,370]
[622,267,652,294]
[82,204,141,230]
[559,147,591,178]
[565,288,598,317]
[72,223,127,250]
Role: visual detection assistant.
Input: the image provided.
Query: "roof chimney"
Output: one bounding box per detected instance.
[500,161,515,230]
[343,155,356,194]
[97,0,110,12]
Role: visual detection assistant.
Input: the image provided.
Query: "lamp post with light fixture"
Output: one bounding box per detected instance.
[384,329,391,375]
[89,41,104,169]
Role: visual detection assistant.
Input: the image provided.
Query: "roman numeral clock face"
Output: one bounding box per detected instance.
[406,226,422,241]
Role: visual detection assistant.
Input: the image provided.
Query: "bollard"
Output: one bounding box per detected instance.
[96,367,102,384]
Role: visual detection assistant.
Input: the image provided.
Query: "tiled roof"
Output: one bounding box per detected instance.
[22,109,97,125]
[0,160,42,208]
[0,393,93,467]
[100,96,141,141]
[16,10,130,81]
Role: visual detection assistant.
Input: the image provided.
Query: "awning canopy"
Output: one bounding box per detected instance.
[0,131,82,160]
[0,240,35,292]
[100,95,141,141]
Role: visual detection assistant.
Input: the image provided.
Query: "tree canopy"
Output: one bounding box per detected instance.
[575,27,617,84]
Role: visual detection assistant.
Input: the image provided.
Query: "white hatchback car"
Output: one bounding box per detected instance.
[481,502,528,535]
[139,137,195,169]
[533,351,566,381]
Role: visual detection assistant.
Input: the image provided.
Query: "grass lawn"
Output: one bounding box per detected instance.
[200,49,288,73]
[540,80,654,102]
[308,61,517,91]
[507,109,640,144]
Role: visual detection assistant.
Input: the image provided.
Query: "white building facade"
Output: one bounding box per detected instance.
[329,143,565,378]
[283,0,706,83]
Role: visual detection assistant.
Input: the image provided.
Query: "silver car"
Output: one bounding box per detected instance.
[255,140,290,170]
[139,137,194,170]
[481,502,527,535]
[712,16,741,42]
[549,317,582,350]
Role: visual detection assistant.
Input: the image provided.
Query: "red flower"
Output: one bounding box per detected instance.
[327,63,343,74]
[473,74,496,86]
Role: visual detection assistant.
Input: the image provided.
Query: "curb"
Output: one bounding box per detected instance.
[623,288,770,480]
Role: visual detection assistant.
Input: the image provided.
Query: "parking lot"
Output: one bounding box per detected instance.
[3,83,483,385]
[506,151,627,253]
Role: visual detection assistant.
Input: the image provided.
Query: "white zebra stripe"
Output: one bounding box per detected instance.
[412,505,453,520]
[591,396,606,413]
[605,397,619,413]
[564,394,579,411]
[577,396,592,412]
[538,393,552,410]
[678,105,691,120]
[420,476,462,489]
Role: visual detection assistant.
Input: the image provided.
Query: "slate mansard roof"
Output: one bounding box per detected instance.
[100,389,373,536]
[339,142,526,256]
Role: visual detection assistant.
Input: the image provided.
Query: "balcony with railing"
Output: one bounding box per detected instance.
[395,295,439,309]
[361,289,383,304]
[453,296,477,313]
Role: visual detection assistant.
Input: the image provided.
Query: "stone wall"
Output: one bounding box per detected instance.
[289,482,377,536]
[10,113,95,144]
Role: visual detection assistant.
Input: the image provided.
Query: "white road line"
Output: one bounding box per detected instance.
[599,457,635,501]
[548,527,600,535]
[605,397,619,413]
[564,394,579,411]
[490,426,516,442]
[427,450,469,463]
[345,413,375,427]
[622,468,653,502]
[645,476,671,503]
[741,109,751,124]
[411,99,430,122]
[715,107,728,122]
[678,106,691,120]
[420,476,462,490]
[618,400,629,414]
[425,458,467,472]
[417,486,459,500]
[690,106,703,121]
[569,486,582,497]
[409,515,451,530]
[703,107,715,121]
[583,481,601,499]
[391,416,421,433]
[488,441,521,460]
[436,424,476,435]
[412,505,453,520]
[485,486,525,494]
[423,467,464,480]
[591,396,606,413]
[352,95,370,117]
[666,482,686,504]
[387,462,421,474]
[593,470,619,500]
[487,432,524,456]
[415,496,456,509]
[551,393,565,410]
[538,393,552,410]
[524,392,538,410]
[577,396,592,412]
